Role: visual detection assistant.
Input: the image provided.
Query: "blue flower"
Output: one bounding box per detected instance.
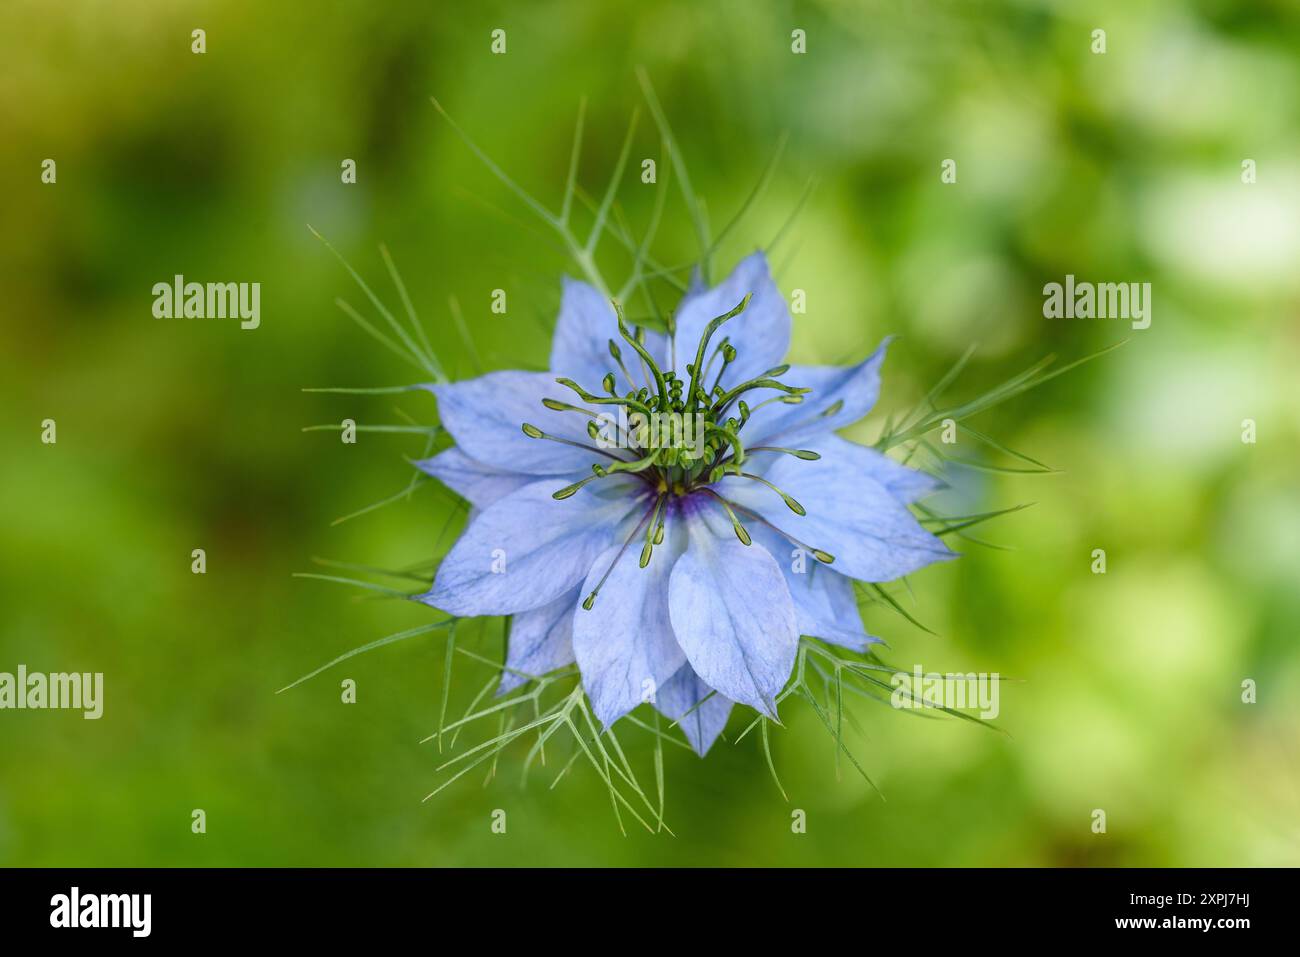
[416,252,953,755]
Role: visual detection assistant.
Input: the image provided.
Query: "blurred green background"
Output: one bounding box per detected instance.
[2,0,1298,866]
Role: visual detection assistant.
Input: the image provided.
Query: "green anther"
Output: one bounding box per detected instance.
[713,377,807,413]
[722,498,833,567]
[639,494,666,568]
[583,497,660,610]
[701,489,752,546]
[730,470,805,515]
[653,523,664,545]
[553,473,605,500]
[686,294,751,415]
[520,421,625,461]
[539,285,832,521]
[542,397,595,416]
[821,398,845,417]
[701,336,733,388]
[555,376,653,415]
[749,446,821,461]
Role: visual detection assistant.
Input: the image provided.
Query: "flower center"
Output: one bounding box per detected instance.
[521,294,836,604]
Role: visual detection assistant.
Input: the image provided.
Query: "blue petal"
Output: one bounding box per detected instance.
[742,339,891,445]
[498,589,579,694]
[749,524,881,653]
[801,434,943,504]
[421,479,647,616]
[666,252,790,392]
[414,447,542,509]
[572,507,687,726]
[432,370,599,475]
[549,277,630,390]
[667,503,799,717]
[655,665,733,756]
[720,447,955,584]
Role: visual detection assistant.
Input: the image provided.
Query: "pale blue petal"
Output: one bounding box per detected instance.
[742,339,890,445]
[549,277,629,390]
[667,503,799,717]
[655,665,733,756]
[801,434,943,504]
[666,252,790,392]
[421,479,647,616]
[498,589,579,694]
[414,447,541,509]
[432,370,598,475]
[572,506,687,726]
[720,449,955,584]
[750,524,881,653]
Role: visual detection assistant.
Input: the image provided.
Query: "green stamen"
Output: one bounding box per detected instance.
[698,488,752,545]
[699,336,731,387]
[732,471,806,515]
[555,377,653,416]
[748,446,821,461]
[709,342,737,395]
[520,422,628,462]
[713,377,809,414]
[727,498,834,564]
[582,496,658,609]
[607,338,640,391]
[639,493,667,567]
[533,285,832,535]
[552,471,607,500]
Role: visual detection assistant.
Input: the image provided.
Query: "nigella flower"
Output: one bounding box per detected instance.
[416,252,953,755]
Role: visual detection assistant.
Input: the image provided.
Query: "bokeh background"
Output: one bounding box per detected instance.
[2,0,1298,866]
